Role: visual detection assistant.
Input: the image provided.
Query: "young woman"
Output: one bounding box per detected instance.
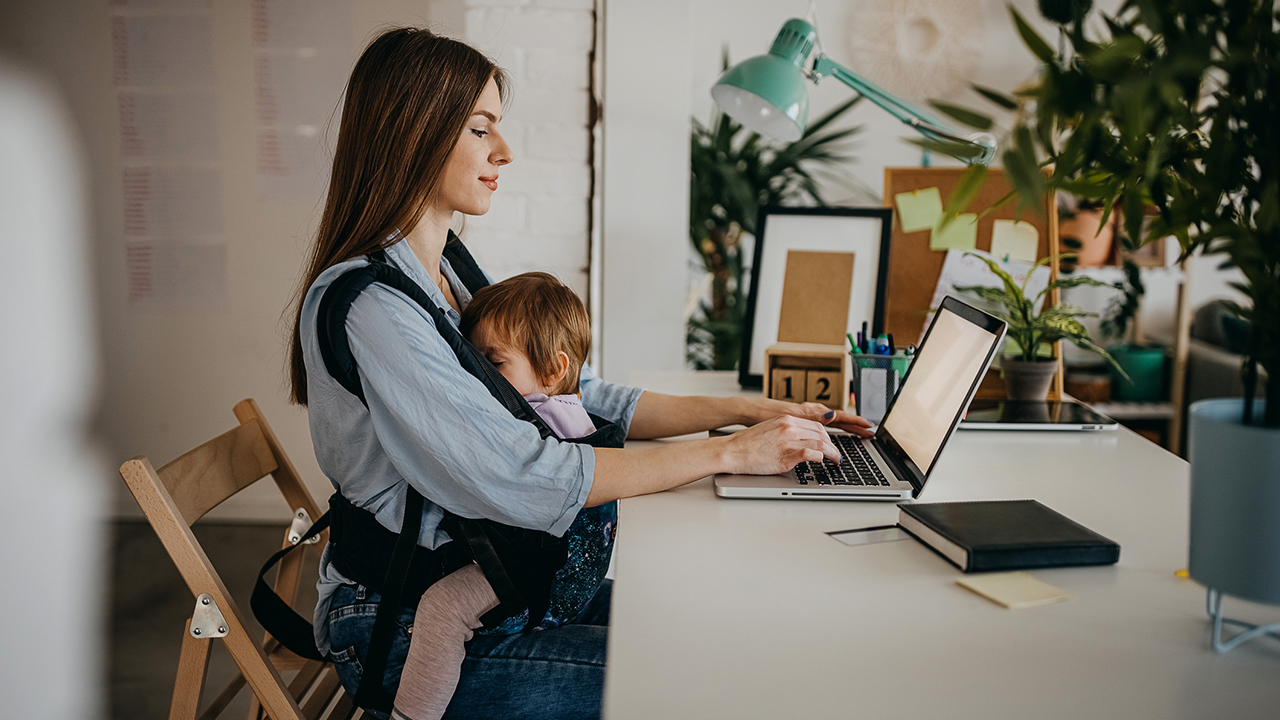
[288,27,871,720]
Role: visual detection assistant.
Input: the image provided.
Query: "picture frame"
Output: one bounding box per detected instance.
[739,206,893,389]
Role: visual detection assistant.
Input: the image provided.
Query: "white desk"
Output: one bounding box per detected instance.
[604,372,1280,720]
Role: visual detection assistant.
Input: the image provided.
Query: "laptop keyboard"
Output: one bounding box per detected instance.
[794,435,890,487]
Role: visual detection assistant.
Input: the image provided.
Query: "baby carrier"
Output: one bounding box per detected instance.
[253,234,622,714]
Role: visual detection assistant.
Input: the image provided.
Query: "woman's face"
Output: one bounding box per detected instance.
[435,77,512,217]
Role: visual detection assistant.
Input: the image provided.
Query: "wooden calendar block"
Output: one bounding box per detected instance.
[771,368,807,402]
[805,370,843,409]
[763,342,851,409]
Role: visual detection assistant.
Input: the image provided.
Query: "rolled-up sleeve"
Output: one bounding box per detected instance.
[578,363,644,433]
[347,286,592,537]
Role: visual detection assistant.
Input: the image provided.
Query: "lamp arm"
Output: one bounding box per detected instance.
[811,55,995,164]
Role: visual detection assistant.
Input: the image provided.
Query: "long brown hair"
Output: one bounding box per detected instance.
[288,28,508,405]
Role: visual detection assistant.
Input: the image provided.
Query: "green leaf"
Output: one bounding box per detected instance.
[804,95,862,137]
[927,100,994,131]
[952,284,1019,310]
[962,251,1030,319]
[1010,5,1056,63]
[904,137,988,162]
[1043,275,1122,296]
[942,164,989,225]
[972,84,1018,110]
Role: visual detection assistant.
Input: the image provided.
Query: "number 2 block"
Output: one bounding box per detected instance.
[806,370,842,409]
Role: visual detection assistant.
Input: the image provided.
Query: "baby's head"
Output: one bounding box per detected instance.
[462,272,590,397]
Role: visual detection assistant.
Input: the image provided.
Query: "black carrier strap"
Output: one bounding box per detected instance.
[254,235,592,715]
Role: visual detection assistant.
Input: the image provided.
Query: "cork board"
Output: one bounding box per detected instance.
[777,250,855,345]
[883,167,1062,401]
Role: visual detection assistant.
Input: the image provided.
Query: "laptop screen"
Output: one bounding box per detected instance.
[878,298,1004,484]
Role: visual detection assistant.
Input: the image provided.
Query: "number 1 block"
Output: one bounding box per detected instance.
[771,368,807,402]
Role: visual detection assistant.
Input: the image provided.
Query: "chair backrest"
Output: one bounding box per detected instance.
[119,399,336,720]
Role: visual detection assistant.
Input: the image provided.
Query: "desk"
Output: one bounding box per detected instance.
[604,372,1280,719]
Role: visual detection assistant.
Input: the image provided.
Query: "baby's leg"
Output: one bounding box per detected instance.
[391,563,499,720]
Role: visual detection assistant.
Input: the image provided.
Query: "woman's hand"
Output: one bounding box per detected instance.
[738,398,874,437]
[718,415,843,476]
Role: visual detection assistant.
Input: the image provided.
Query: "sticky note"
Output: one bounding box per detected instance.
[990,220,1040,263]
[931,213,978,251]
[895,187,944,232]
[956,571,1072,610]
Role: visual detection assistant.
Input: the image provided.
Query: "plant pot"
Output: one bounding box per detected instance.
[1059,209,1114,267]
[1110,344,1165,401]
[1001,358,1058,401]
[1189,399,1280,607]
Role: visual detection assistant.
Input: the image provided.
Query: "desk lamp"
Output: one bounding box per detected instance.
[712,18,996,164]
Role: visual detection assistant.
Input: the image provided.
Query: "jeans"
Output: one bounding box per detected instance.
[327,580,611,720]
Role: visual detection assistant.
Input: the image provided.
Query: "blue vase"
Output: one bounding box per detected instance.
[1188,399,1280,607]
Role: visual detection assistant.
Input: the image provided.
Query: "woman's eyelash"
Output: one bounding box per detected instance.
[471,128,488,138]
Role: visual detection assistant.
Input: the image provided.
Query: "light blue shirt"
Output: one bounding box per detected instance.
[301,238,644,651]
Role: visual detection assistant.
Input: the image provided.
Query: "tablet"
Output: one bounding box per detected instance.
[959,400,1119,431]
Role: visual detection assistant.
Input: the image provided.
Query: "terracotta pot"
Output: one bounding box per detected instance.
[1059,209,1114,267]
[1001,358,1058,401]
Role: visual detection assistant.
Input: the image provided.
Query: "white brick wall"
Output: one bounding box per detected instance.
[461,0,597,298]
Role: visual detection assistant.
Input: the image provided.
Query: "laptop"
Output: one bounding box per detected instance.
[959,399,1119,431]
[714,296,1007,501]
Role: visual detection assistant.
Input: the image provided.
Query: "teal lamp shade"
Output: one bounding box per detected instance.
[711,19,816,142]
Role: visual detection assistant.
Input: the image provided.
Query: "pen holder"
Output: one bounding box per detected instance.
[850,353,914,424]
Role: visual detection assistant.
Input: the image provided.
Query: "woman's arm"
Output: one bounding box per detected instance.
[626,391,873,439]
[585,414,841,506]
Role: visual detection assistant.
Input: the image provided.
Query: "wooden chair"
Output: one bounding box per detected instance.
[119,399,357,720]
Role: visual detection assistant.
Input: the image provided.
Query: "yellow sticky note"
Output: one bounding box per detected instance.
[956,571,1072,610]
[895,187,944,233]
[990,220,1040,263]
[931,213,978,251]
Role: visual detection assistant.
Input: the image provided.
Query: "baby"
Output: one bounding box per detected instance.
[392,271,597,720]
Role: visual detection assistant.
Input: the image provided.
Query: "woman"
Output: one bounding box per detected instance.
[288,27,871,719]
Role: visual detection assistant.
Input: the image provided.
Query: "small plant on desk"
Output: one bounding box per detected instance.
[953,252,1128,400]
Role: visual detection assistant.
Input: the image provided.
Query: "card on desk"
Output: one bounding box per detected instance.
[956,572,1072,609]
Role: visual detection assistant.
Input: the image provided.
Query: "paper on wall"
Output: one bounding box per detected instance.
[123,166,224,240]
[921,248,1051,344]
[930,213,978,251]
[894,187,943,233]
[127,241,227,311]
[112,3,227,311]
[990,220,1040,263]
[118,90,220,163]
[253,0,353,202]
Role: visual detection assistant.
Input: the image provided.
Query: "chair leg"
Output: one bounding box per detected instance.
[198,673,246,720]
[328,691,357,720]
[170,619,213,720]
[299,665,344,719]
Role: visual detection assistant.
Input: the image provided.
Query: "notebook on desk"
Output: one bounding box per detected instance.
[715,296,1007,501]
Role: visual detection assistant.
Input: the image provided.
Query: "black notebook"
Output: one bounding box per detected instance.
[898,500,1120,573]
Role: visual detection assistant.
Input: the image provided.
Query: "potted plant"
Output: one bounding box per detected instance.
[953,252,1127,400]
[688,54,871,370]
[946,0,1280,648]
[1100,241,1167,402]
